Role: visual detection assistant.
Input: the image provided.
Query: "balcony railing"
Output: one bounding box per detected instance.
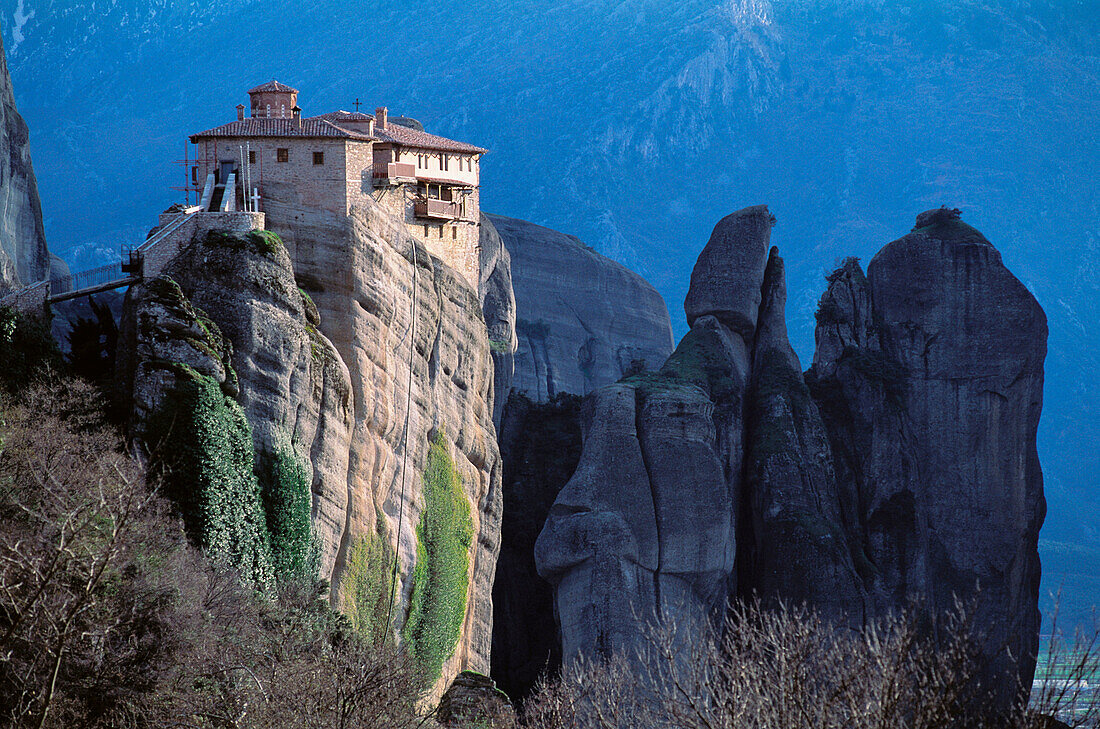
[414,199,465,220]
[372,162,416,181]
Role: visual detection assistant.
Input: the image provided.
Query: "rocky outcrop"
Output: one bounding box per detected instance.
[119,195,503,698]
[684,205,774,335]
[806,207,1047,707]
[0,30,50,293]
[536,205,1046,716]
[535,206,776,663]
[487,214,673,402]
[741,248,865,626]
[116,269,276,588]
[479,214,516,429]
[488,213,674,696]
[436,671,516,728]
[150,230,354,582]
[273,197,503,697]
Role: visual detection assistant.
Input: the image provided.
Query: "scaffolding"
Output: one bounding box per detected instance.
[171,142,216,205]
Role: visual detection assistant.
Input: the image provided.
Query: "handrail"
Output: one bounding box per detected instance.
[138,211,196,253]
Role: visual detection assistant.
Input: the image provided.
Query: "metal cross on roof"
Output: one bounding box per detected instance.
[353,98,362,112]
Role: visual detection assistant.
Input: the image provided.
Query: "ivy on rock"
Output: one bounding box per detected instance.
[402,430,473,687]
[146,364,274,589]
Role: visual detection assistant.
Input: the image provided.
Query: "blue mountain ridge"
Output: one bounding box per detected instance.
[6,0,1098,627]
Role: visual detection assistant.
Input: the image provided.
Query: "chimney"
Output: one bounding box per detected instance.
[293,105,302,129]
[376,106,388,131]
[236,104,245,121]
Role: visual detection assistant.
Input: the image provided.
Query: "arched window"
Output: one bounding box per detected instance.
[266,104,271,117]
[281,104,286,118]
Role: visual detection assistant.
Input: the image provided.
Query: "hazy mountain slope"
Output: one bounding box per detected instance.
[4,0,1097,623]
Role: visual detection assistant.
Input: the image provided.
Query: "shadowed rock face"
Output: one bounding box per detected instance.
[479,214,517,429]
[535,205,773,662]
[741,248,866,626]
[537,205,1046,716]
[486,214,674,402]
[0,31,50,292]
[807,209,1047,708]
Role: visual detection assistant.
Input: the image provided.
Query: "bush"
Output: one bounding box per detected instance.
[402,430,474,687]
[341,511,396,646]
[143,364,274,589]
[0,378,431,728]
[260,447,316,581]
[521,600,1100,729]
[0,305,62,392]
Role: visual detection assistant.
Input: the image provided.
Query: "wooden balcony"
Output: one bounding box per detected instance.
[414,199,463,220]
[372,162,416,183]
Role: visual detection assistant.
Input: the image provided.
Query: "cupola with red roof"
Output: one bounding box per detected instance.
[249,80,298,119]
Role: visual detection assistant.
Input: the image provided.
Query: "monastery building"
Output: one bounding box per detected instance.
[188,81,487,287]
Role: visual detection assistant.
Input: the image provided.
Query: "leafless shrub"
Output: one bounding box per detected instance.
[1028,597,1100,729]
[522,600,1100,729]
[0,378,434,728]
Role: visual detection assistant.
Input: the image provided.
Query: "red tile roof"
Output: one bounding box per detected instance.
[248,80,298,94]
[374,121,487,154]
[191,108,487,154]
[308,110,488,153]
[189,117,373,141]
[310,110,374,123]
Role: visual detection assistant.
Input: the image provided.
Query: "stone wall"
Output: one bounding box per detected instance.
[141,212,266,279]
[369,181,480,290]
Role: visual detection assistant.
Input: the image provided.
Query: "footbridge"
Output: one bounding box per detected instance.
[1,210,265,313]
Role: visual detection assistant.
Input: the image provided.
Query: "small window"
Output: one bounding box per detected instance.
[452,226,457,240]
[442,154,449,172]
[313,151,325,165]
[424,224,430,237]
[248,151,256,164]
[277,148,289,163]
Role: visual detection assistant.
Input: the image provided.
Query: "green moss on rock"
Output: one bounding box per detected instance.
[342,511,397,646]
[260,447,316,581]
[621,326,735,400]
[200,228,285,258]
[402,430,473,687]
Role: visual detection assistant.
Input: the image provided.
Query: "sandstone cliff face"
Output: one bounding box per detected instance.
[535,205,1046,715]
[806,207,1047,706]
[153,231,355,582]
[120,196,502,698]
[0,30,51,292]
[486,214,673,402]
[275,198,502,695]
